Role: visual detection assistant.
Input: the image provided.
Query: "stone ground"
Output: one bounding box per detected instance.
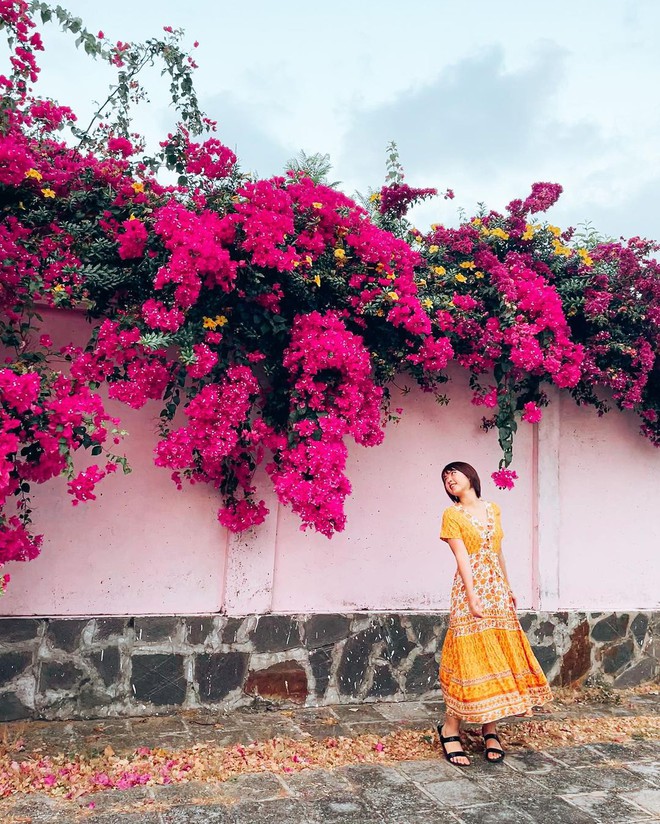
[0,690,659,823]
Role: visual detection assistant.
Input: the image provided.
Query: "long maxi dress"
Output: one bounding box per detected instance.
[439,501,553,723]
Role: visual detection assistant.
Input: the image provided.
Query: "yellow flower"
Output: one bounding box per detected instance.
[553,240,572,257]
[422,298,433,309]
[577,248,593,267]
[489,227,509,241]
[386,291,399,301]
[430,223,439,230]
[475,271,484,279]
[52,284,65,292]
[369,193,381,202]
[522,226,535,241]
[472,218,482,226]
[433,266,446,276]
[313,274,321,287]
[41,188,56,198]
[455,274,468,283]
[386,272,396,280]
[334,248,346,260]
[312,202,323,209]
[376,309,385,317]
[428,244,439,253]
[203,314,228,330]
[548,225,562,238]
[375,263,385,273]
[131,181,145,193]
[25,168,43,181]
[417,279,427,287]
[459,261,475,269]
[128,213,136,221]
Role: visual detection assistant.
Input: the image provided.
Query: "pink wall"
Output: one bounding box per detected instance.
[1,311,658,616]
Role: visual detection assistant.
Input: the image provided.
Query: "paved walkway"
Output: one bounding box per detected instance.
[0,692,659,823]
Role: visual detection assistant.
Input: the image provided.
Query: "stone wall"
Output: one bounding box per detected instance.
[0,611,658,722]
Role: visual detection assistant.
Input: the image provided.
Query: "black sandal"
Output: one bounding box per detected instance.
[483,731,505,763]
[437,724,470,767]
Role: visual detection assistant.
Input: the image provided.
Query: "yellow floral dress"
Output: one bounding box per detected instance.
[439,502,553,723]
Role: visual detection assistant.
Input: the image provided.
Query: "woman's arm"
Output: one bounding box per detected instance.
[446,537,484,617]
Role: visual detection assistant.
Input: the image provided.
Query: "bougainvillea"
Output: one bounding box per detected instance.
[0,2,657,590]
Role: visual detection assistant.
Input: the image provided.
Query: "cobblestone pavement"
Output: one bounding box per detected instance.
[0,693,659,823]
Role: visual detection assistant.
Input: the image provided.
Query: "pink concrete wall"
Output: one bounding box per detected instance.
[1,310,657,616]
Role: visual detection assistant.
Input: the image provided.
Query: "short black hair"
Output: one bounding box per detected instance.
[441,461,482,502]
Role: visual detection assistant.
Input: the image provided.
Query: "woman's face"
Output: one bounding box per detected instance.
[443,468,471,497]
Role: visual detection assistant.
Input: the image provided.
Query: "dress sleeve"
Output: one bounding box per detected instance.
[440,507,461,541]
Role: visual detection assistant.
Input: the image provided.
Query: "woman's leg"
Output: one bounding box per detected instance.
[440,714,470,766]
[482,720,505,761]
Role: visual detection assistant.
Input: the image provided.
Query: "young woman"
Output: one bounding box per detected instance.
[437,461,552,766]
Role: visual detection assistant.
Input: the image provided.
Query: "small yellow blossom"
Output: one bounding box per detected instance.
[475,271,484,279]
[25,168,43,181]
[52,284,65,292]
[41,188,56,198]
[369,193,381,202]
[417,279,427,287]
[128,214,136,221]
[376,309,385,316]
[455,273,468,283]
[422,298,433,309]
[293,261,300,268]
[131,181,145,193]
[459,261,475,269]
[386,291,399,301]
[386,272,396,280]
[428,244,439,253]
[577,248,593,267]
[472,218,482,226]
[553,240,572,257]
[522,225,535,241]
[567,307,577,316]
[334,248,346,260]
[548,225,562,238]
[312,202,323,209]
[489,227,509,241]
[430,223,439,230]
[203,315,228,330]
[375,263,385,273]
[313,274,321,287]
[433,266,446,276]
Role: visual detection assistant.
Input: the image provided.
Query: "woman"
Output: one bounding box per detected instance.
[437,461,552,766]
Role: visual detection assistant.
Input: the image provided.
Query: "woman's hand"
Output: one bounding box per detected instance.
[467,593,484,618]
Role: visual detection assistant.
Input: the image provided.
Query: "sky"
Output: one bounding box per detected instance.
[16,0,660,241]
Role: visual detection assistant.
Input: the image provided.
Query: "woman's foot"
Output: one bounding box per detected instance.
[482,722,505,763]
[437,721,470,767]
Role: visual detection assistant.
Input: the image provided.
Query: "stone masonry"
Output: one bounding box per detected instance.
[0,611,657,721]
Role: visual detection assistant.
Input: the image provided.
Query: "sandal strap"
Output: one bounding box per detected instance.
[483,733,501,742]
[447,751,468,761]
[440,734,462,743]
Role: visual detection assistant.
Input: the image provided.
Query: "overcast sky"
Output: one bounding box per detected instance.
[23,0,660,241]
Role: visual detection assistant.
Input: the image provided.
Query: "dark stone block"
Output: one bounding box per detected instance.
[78,682,113,709]
[408,615,443,647]
[89,647,121,687]
[309,647,333,697]
[0,651,32,686]
[405,653,440,694]
[221,617,244,644]
[380,615,415,667]
[602,639,635,675]
[94,618,127,641]
[252,615,301,653]
[613,657,658,688]
[535,620,556,641]
[303,614,350,649]
[244,660,307,703]
[591,613,629,643]
[134,617,180,644]
[630,614,649,648]
[196,652,248,701]
[532,644,559,675]
[39,660,84,691]
[185,617,215,646]
[557,620,592,686]
[47,619,89,652]
[131,654,186,705]
[367,665,398,697]
[0,691,30,721]
[336,625,382,696]
[519,613,535,633]
[0,618,42,644]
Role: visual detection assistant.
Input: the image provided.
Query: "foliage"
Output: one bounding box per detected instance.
[0,2,657,590]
